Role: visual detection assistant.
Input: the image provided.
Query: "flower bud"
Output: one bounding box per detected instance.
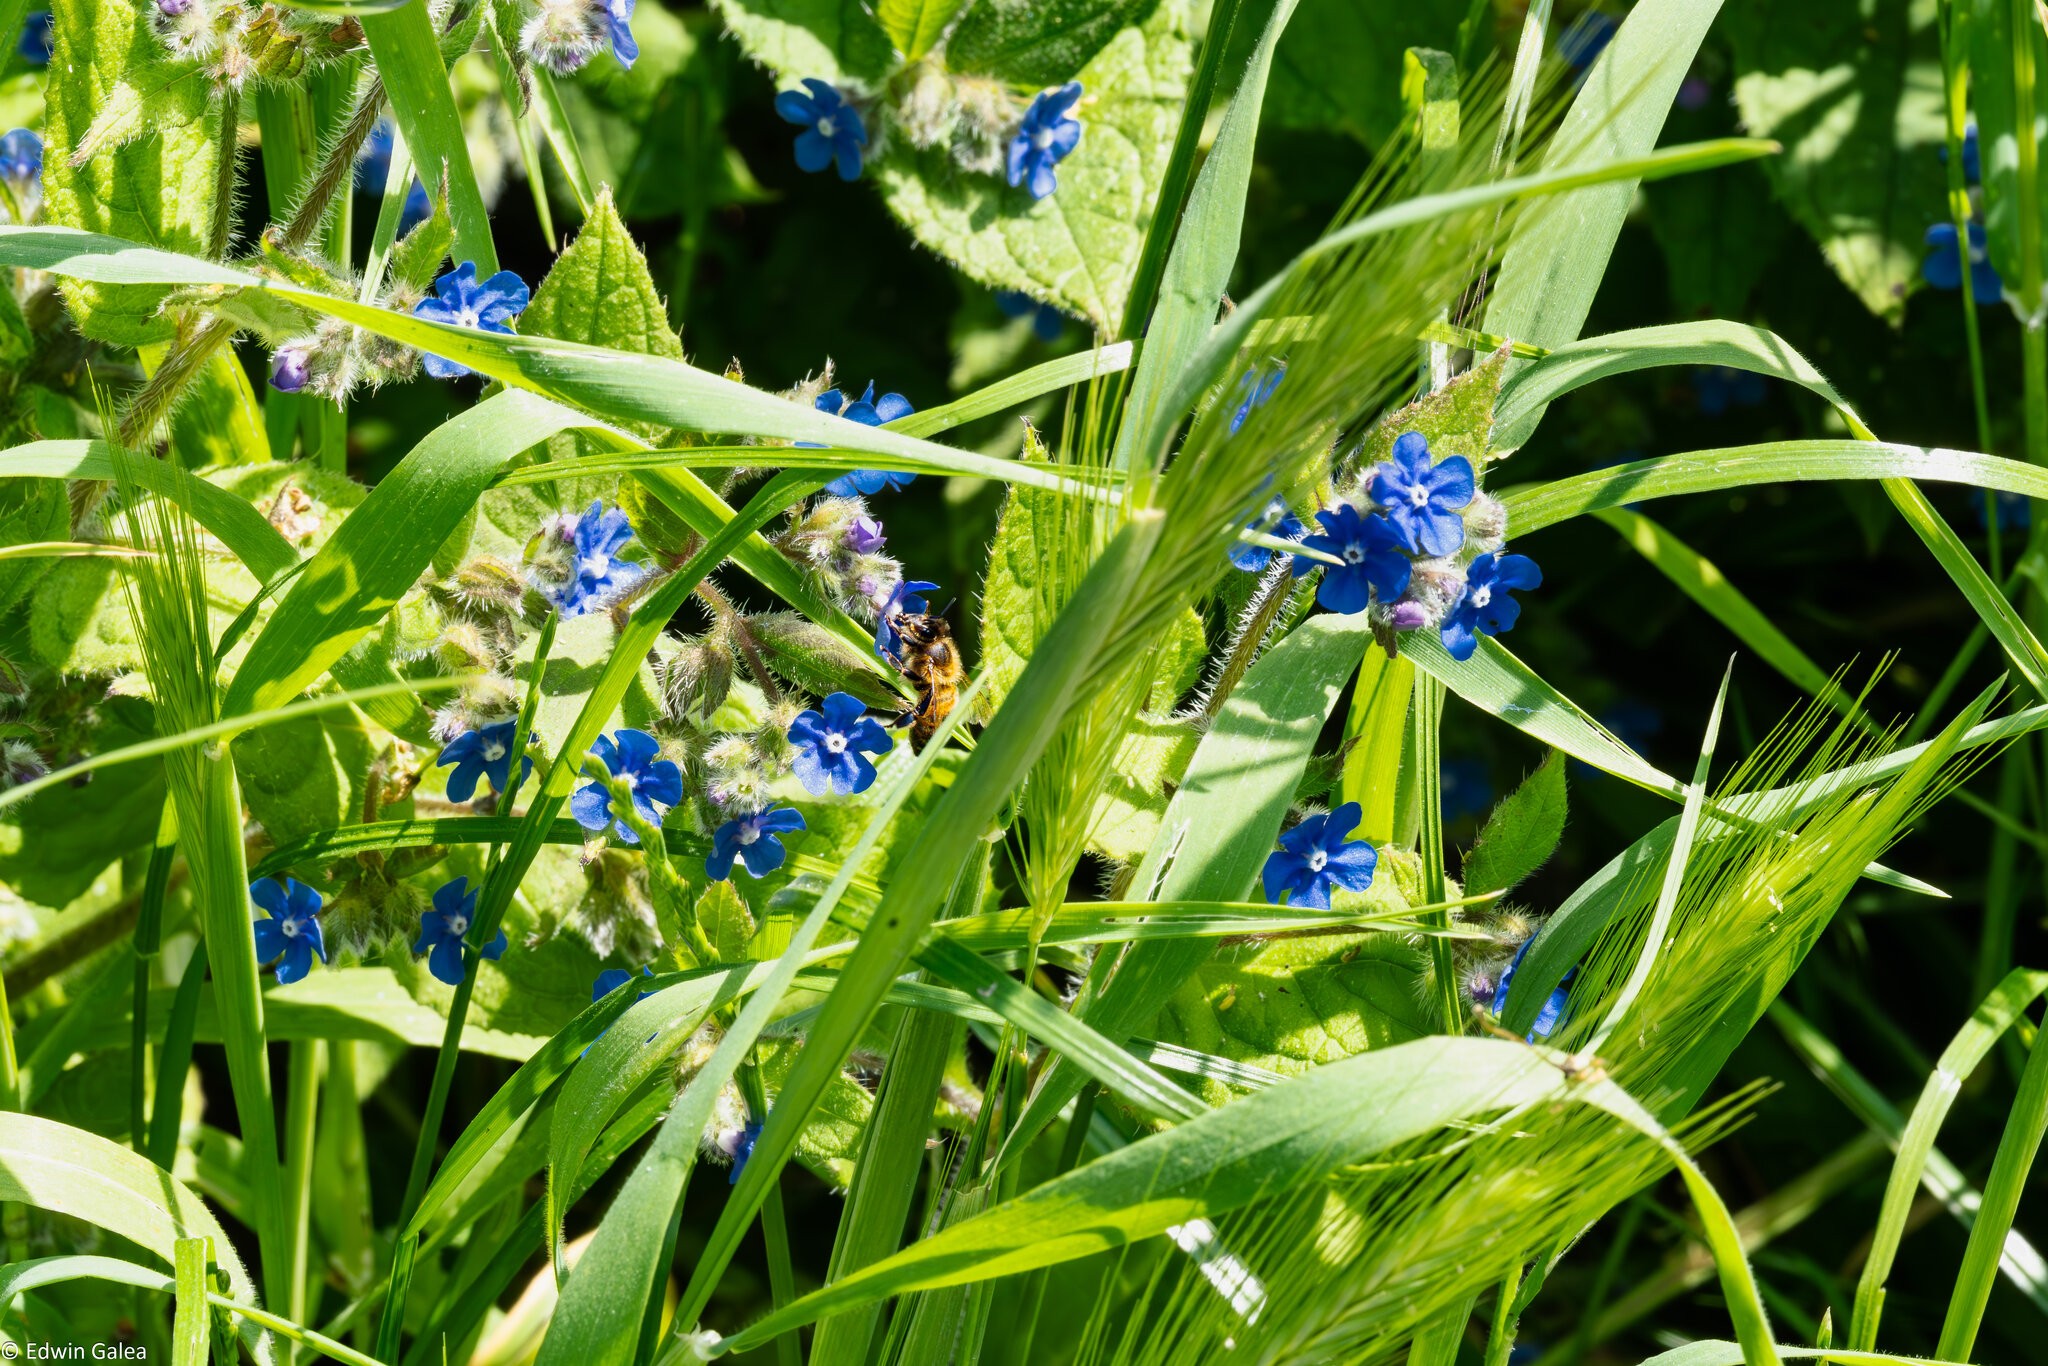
[1462,492,1508,555]
[269,344,311,394]
[0,739,47,793]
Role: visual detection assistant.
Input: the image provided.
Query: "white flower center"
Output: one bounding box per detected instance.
[482,739,507,762]
[455,306,480,328]
[1470,585,1493,609]
[1307,850,1328,873]
[816,115,837,138]
[825,733,848,754]
[1344,546,1364,565]
[579,553,612,579]
[281,918,300,938]
[619,771,638,791]
[448,914,469,936]
[1408,484,1431,508]
[1031,126,1055,151]
[736,822,760,846]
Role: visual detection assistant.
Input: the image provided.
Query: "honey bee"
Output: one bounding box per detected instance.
[890,611,965,752]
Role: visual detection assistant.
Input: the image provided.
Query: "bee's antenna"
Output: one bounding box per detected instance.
[937,597,958,618]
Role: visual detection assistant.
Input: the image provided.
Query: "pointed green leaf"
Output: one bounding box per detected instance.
[1460,748,1567,896]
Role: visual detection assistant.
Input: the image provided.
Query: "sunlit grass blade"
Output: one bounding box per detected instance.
[359,1,497,273]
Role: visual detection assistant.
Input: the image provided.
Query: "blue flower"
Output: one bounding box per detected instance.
[250,878,328,985]
[1008,82,1083,200]
[874,578,938,662]
[789,692,891,796]
[846,514,886,554]
[1229,367,1284,436]
[354,122,433,234]
[1440,552,1541,662]
[413,876,506,987]
[728,1118,764,1185]
[18,11,50,64]
[572,729,684,844]
[1493,936,1570,1043]
[412,261,530,380]
[269,345,310,395]
[552,500,644,617]
[1690,366,1767,417]
[775,79,866,181]
[1229,495,1306,573]
[997,290,1066,341]
[0,128,41,186]
[437,718,532,803]
[593,965,656,1002]
[603,0,636,68]
[1370,431,1475,558]
[1291,504,1412,613]
[1943,118,1982,184]
[817,384,917,498]
[707,804,806,881]
[1261,802,1377,911]
[1924,222,2003,306]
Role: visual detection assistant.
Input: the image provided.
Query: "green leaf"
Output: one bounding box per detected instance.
[873,3,1191,329]
[696,879,756,964]
[1968,0,2048,286]
[1460,749,1566,896]
[0,1112,262,1312]
[162,346,272,468]
[231,712,358,850]
[360,0,498,275]
[1724,0,1944,322]
[875,0,964,61]
[522,188,682,361]
[1356,343,1507,469]
[384,192,455,295]
[1084,713,1200,862]
[708,0,897,84]
[1484,0,1722,433]
[946,0,1160,84]
[41,0,220,344]
[1112,0,1292,471]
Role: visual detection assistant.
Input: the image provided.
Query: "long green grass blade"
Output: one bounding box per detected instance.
[359,1,496,273]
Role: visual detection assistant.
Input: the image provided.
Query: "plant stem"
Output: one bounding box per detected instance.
[130,799,177,1151]
[1410,672,1462,1034]
[1937,1,1996,463]
[210,88,242,260]
[282,1040,324,1366]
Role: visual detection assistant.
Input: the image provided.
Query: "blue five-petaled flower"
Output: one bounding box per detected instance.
[414,876,507,987]
[1261,802,1377,911]
[1009,82,1083,200]
[1229,495,1306,573]
[1371,431,1475,558]
[874,579,939,662]
[571,728,685,844]
[438,718,532,803]
[1923,221,2003,306]
[1292,504,1412,613]
[1440,551,1542,661]
[553,500,644,617]
[776,79,867,181]
[788,692,892,796]
[816,384,917,498]
[250,877,329,985]
[707,804,807,881]
[412,261,530,380]
[1493,936,1570,1044]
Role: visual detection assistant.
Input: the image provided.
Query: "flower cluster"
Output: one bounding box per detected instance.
[1269,429,1541,662]
[142,0,360,96]
[520,0,636,75]
[267,255,522,402]
[573,728,686,845]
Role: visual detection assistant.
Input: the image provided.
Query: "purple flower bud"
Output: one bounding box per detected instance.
[269,345,310,394]
[1387,600,1428,631]
[846,515,886,555]
[157,0,193,16]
